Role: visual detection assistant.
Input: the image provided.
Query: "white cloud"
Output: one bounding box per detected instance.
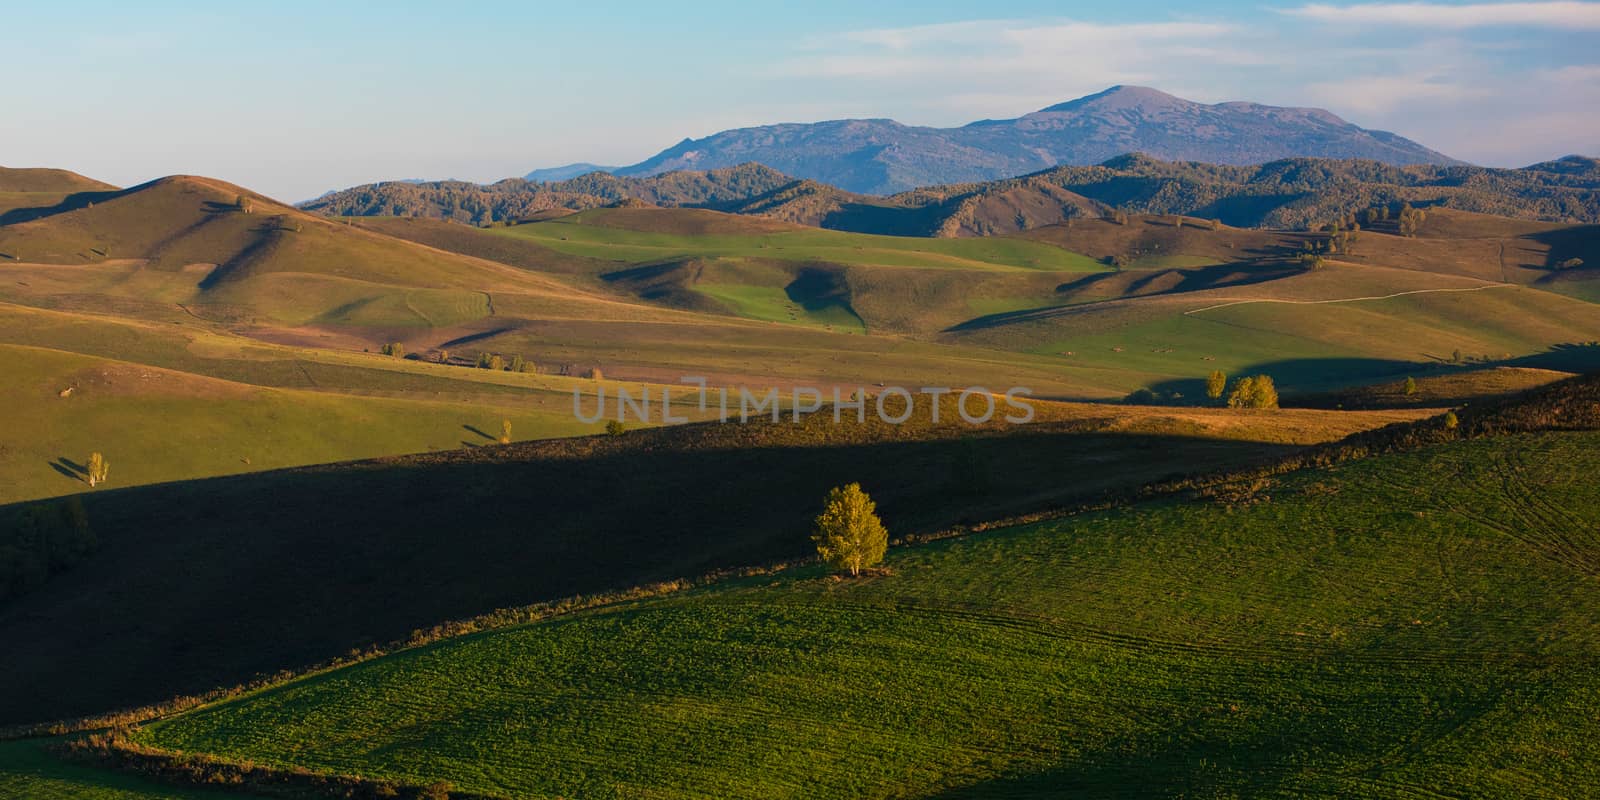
[775,18,1251,118]
[1303,75,1492,115]
[1281,2,1600,29]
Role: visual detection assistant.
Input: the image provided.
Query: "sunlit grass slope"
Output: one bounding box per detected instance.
[138,431,1600,798]
[0,343,606,504]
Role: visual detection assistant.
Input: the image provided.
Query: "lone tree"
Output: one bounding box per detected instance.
[499,419,512,445]
[86,452,109,488]
[1404,376,1418,396]
[1206,370,1228,403]
[812,483,888,577]
[605,419,626,436]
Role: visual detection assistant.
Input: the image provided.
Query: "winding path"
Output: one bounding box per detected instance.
[1183,283,1514,316]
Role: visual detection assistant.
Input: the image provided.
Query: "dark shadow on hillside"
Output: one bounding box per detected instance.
[462,424,495,441]
[1528,225,1600,272]
[1507,342,1600,373]
[1130,345,1600,407]
[0,189,123,226]
[598,260,726,313]
[0,425,1302,727]
[944,263,1304,333]
[437,326,520,349]
[785,266,854,313]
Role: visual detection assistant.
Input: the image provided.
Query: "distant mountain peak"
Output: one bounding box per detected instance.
[1036,85,1187,113]
[519,87,1463,195]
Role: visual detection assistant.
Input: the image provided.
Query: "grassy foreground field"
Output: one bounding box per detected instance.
[0,740,215,800]
[108,430,1600,798]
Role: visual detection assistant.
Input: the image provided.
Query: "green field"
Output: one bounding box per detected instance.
[497,209,1109,272]
[119,431,1600,798]
[0,343,614,503]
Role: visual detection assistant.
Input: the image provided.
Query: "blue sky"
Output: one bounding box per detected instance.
[4,1,1597,200]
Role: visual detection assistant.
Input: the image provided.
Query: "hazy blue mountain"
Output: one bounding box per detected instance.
[608,86,1463,194]
[524,163,620,183]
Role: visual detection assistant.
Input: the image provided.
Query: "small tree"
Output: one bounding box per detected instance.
[508,354,525,373]
[1227,377,1256,408]
[1444,410,1460,430]
[1209,218,1221,232]
[590,366,604,381]
[605,419,626,436]
[812,483,888,577]
[380,342,404,358]
[499,419,512,445]
[1253,375,1280,409]
[1206,370,1228,403]
[86,452,109,487]
[1404,376,1418,396]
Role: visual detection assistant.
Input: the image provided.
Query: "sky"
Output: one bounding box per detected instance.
[4,0,1597,201]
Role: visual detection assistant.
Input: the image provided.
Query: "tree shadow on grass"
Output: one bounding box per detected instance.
[48,457,87,484]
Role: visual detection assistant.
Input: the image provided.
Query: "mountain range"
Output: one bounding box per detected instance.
[525,86,1462,194]
[305,155,1600,236]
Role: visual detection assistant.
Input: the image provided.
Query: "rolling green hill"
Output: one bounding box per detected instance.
[0,391,1423,727]
[0,343,609,505]
[97,414,1600,797]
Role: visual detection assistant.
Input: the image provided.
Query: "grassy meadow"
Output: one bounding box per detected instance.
[0,343,612,504]
[114,430,1600,798]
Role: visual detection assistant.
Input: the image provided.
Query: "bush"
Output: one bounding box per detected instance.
[812,483,888,576]
[380,343,405,358]
[605,420,626,436]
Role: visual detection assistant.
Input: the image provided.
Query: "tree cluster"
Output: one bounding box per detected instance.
[1227,374,1280,409]
[1397,203,1427,237]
